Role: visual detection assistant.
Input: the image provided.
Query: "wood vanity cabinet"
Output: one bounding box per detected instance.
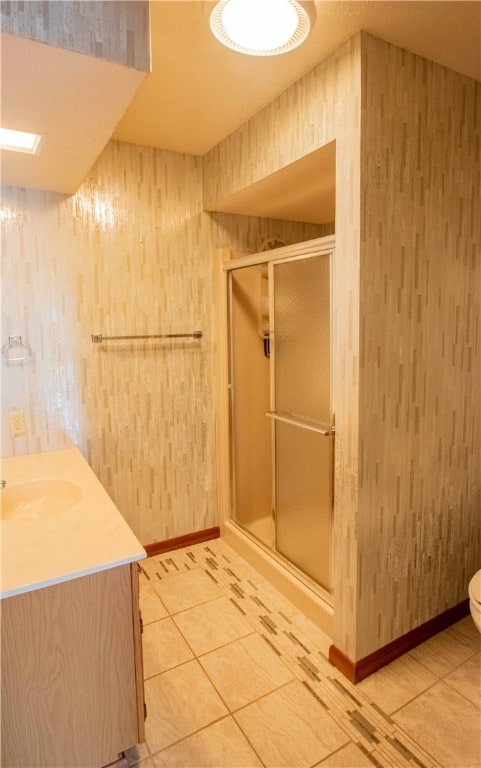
[1,562,145,768]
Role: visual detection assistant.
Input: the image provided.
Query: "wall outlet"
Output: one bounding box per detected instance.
[9,410,26,437]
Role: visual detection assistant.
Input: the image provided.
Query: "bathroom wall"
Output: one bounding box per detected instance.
[3,19,477,663]
[203,30,480,662]
[356,34,481,658]
[0,140,325,546]
[0,0,150,71]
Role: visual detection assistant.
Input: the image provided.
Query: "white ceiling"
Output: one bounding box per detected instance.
[213,141,336,224]
[0,33,145,194]
[1,1,480,202]
[113,1,481,156]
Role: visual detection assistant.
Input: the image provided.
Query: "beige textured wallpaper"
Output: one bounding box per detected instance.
[2,26,478,666]
[357,33,481,658]
[0,0,150,71]
[0,141,324,546]
[203,31,479,662]
[204,34,363,660]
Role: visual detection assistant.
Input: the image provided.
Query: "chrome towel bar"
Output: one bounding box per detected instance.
[91,331,202,343]
[265,411,334,436]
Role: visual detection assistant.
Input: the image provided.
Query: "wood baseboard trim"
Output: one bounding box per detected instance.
[329,598,470,684]
[144,527,220,557]
[328,645,357,683]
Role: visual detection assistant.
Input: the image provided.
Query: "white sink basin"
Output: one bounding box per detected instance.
[2,480,82,522]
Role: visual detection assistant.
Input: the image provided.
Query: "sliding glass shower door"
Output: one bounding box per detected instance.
[228,247,334,593]
[268,254,333,590]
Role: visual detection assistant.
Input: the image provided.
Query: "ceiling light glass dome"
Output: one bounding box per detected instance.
[210,0,312,57]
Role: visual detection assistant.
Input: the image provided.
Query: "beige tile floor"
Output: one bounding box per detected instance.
[125,539,480,768]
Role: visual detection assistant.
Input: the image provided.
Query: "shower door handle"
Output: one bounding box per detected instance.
[265,411,334,436]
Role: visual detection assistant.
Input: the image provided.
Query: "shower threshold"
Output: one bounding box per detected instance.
[222,519,333,638]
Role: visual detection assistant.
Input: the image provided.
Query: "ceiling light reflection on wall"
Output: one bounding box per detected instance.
[0,128,43,155]
[210,0,313,57]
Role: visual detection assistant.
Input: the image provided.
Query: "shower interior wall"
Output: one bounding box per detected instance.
[230,265,272,543]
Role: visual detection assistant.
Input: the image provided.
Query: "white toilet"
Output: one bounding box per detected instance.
[469,570,481,632]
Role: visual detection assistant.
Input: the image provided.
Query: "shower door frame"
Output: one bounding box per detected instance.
[215,234,336,604]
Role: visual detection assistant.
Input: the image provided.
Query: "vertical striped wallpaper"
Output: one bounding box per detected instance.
[204,34,363,661]
[1,27,478,665]
[357,33,480,657]
[0,0,150,71]
[202,31,479,660]
[0,141,325,546]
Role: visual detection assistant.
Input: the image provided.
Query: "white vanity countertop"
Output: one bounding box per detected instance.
[1,447,146,599]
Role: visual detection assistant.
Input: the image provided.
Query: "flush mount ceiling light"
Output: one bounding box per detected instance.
[210,0,314,57]
[0,127,43,155]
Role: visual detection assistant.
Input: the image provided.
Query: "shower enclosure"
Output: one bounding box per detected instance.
[227,237,334,596]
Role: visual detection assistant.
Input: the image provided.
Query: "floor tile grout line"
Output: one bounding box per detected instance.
[171,619,256,660]
[228,679,366,768]
[438,675,481,710]
[142,585,170,615]
[404,648,464,683]
[201,545,463,766]
[144,547,390,765]
[147,568,268,658]
[198,655,297,716]
[448,621,481,643]
[142,544,364,762]
[142,547,469,768]
[407,640,480,678]
[205,607,424,765]
[146,549,415,763]
[444,623,481,644]
[387,678,440,717]
[141,616,168,627]
[440,647,481,673]
[229,718,268,768]
[145,712,265,765]
[143,656,202,683]
[151,591,227,616]
[219,606,398,732]
[281,648,440,766]
[392,677,480,738]
[226,556,442,759]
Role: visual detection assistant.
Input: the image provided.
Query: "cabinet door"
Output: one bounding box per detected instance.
[1,565,141,768]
